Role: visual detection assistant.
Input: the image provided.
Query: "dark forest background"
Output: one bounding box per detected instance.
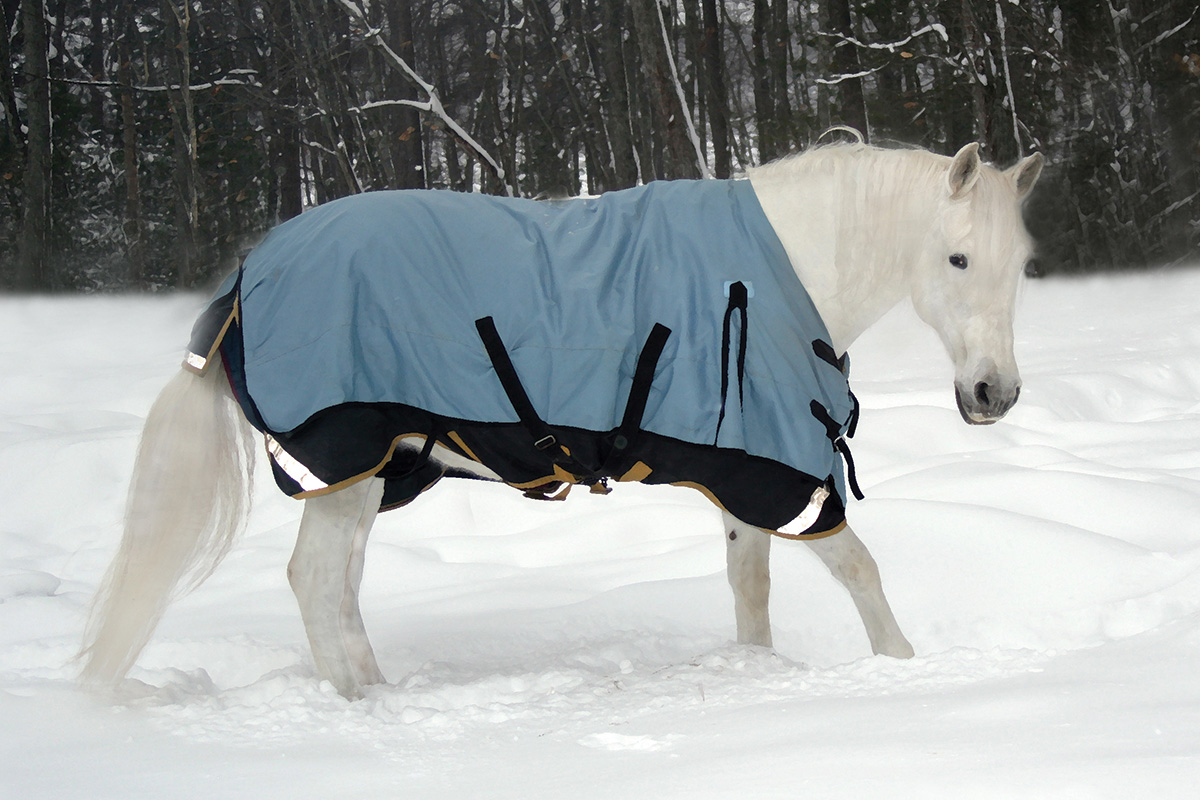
[1,0,1197,291]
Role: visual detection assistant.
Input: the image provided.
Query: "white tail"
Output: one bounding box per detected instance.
[79,355,254,686]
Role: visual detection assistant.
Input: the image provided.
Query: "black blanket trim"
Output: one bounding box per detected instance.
[258,396,844,536]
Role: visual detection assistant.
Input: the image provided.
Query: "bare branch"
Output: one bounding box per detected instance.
[821,23,949,54]
[333,0,514,196]
[815,67,884,86]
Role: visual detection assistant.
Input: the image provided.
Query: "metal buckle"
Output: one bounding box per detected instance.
[534,434,557,450]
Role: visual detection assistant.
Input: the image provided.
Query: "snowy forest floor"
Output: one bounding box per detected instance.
[3,268,1200,798]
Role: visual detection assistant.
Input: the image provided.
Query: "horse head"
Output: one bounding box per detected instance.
[909,143,1043,425]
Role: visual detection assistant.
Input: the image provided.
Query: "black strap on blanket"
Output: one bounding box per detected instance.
[476,317,672,487]
[811,338,846,372]
[475,316,592,473]
[811,338,861,438]
[714,281,749,445]
[810,400,865,501]
[603,323,672,465]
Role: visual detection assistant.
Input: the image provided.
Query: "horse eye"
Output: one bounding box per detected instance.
[949,253,968,270]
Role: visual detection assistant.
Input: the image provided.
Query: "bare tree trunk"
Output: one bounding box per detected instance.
[264,0,302,219]
[958,0,993,150]
[527,0,602,194]
[163,0,201,287]
[598,0,637,188]
[682,0,703,160]
[568,1,617,192]
[295,0,360,197]
[117,1,144,285]
[702,0,731,178]
[386,0,425,189]
[629,0,701,179]
[752,0,774,159]
[867,4,910,142]
[813,0,831,131]
[17,0,52,290]
[0,1,20,151]
[1138,0,1198,257]
[88,2,106,144]
[824,0,867,137]
[770,0,792,152]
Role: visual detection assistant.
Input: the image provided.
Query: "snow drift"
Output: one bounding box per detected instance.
[2,268,1199,797]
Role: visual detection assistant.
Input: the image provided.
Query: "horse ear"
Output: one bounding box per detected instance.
[1007,152,1044,199]
[947,143,982,200]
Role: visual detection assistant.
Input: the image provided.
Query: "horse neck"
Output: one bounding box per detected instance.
[748,148,941,354]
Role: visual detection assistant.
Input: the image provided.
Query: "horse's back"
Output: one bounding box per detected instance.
[229,182,818,438]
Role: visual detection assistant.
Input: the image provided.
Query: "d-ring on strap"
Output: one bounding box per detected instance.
[475,316,597,482]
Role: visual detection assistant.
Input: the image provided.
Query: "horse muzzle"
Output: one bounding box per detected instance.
[954,377,1021,425]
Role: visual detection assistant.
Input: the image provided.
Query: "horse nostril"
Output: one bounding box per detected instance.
[974,381,990,405]
[1013,385,1021,404]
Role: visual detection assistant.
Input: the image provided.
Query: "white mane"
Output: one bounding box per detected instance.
[748,143,1030,354]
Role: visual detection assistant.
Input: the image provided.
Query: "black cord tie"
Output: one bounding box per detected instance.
[714,281,749,445]
[810,400,865,501]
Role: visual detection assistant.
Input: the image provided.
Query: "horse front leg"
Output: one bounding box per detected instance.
[288,477,386,698]
[340,480,386,687]
[805,525,915,659]
[724,511,773,647]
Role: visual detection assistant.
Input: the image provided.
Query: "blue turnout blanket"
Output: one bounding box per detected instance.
[188,180,859,538]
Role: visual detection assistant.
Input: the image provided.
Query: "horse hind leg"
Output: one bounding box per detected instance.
[724,512,774,647]
[289,476,386,698]
[805,525,915,659]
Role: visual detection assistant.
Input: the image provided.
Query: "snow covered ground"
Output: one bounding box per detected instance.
[3,268,1200,798]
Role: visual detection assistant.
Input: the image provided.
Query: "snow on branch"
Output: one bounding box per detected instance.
[49,75,262,93]
[350,99,433,114]
[816,67,885,86]
[822,23,949,54]
[1138,10,1197,54]
[333,0,514,196]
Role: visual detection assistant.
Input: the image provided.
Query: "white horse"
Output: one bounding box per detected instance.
[80,142,1043,699]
